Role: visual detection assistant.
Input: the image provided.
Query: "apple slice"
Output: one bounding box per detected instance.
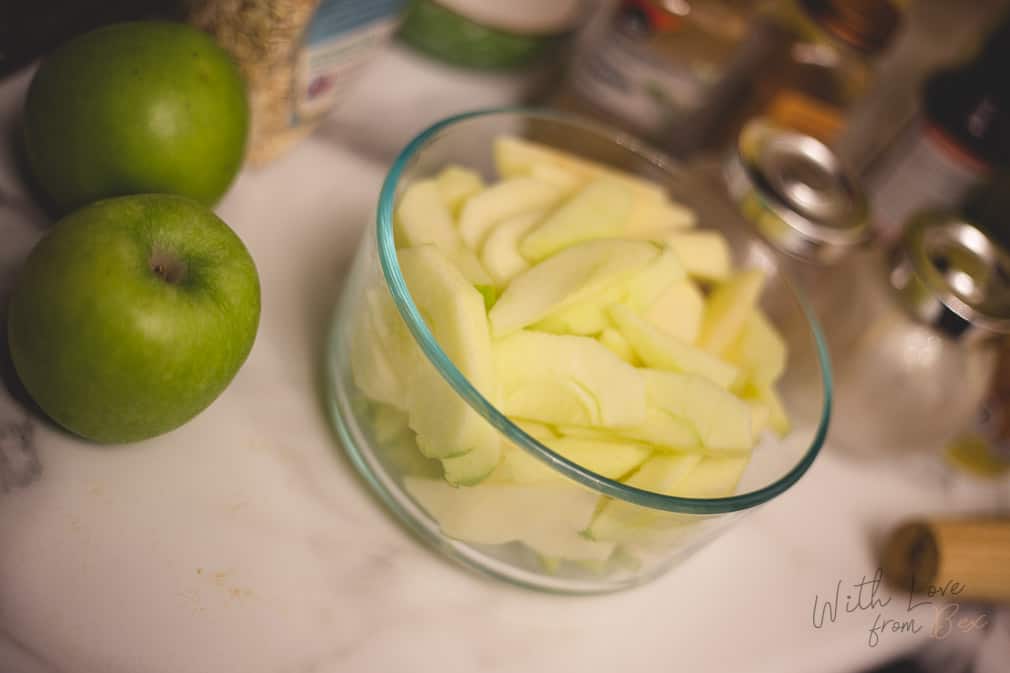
[489,239,658,337]
[670,455,750,499]
[544,436,652,479]
[723,310,787,387]
[748,399,771,441]
[598,327,638,364]
[645,369,753,452]
[625,200,696,240]
[645,279,705,344]
[439,440,503,486]
[558,406,701,452]
[744,382,791,437]
[519,178,633,262]
[398,246,499,471]
[609,304,739,389]
[698,269,766,354]
[458,177,567,250]
[395,179,458,250]
[495,330,646,429]
[665,231,732,282]
[403,476,613,560]
[436,165,484,213]
[530,163,582,191]
[623,246,686,312]
[350,288,416,410]
[588,453,702,542]
[479,210,543,285]
[494,135,667,205]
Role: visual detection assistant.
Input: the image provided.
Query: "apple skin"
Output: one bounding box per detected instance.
[7,194,260,443]
[23,21,249,213]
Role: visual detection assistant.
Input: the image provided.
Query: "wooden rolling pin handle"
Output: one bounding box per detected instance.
[882,519,1010,603]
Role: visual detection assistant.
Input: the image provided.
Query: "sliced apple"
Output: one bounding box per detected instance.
[670,456,750,499]
[489,239,658,337]
[544,436,652,479]
[623,247,686,312]
[744,382,791,437]
[458,177,567,251]
[479,210,543,285]
[609,304,739,389]
[625,200,696,240]
[494,135,667,205]
[598,327,638,364]
[723,310,787,387]
[398,246,500,475]
[529,162,582,191]
[395,179,458,250]
[350,287,416,410]
[645,369,753,452]
[519,178,633,262]
[665,231,732,282]
[699,269,766,354]
[436,165,485,213]
[645,279,705,344]
[404,476,613,560]
[496,330,646,428]
[558,406,702,452]
[588,453,702,541]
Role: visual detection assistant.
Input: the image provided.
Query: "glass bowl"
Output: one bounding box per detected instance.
[325,109,832,593]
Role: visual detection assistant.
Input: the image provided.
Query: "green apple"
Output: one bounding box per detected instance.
[645,279,705,343]
[698,269,766,354]
[7,194,260,443]
[23,21,249,212]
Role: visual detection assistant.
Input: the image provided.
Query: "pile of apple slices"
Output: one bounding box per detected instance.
[351,137,790,563]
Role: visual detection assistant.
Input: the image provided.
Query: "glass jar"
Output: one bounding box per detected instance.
[553,0,762,155]
[713,120,1010,459]
[325,110,832,593]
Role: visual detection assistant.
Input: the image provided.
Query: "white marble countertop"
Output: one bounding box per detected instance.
[2,45,1009,673]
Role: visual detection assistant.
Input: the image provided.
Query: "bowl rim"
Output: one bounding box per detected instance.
[376,107,833,514]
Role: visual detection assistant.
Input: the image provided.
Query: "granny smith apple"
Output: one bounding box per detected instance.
[23,21,249,212]
[7,194,260,443]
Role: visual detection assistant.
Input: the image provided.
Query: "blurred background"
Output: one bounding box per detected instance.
[3,1,1009,671]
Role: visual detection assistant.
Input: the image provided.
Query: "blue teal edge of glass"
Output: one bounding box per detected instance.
[375,107,834,515]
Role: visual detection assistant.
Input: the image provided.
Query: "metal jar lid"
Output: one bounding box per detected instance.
[890,211,1010,340]
[723,119,871,265]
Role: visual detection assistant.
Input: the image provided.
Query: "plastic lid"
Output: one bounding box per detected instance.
[800,0,901,54]
[891,211,1010,339]
[724,119,871,264]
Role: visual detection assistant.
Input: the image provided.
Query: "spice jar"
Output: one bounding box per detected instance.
[715,120,1010,459]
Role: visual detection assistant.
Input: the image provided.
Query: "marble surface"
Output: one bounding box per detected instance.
[2,46,1009,673]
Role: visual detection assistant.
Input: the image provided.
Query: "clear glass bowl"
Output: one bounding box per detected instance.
[325,109,832,593]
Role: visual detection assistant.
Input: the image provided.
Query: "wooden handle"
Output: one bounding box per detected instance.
[882,519,1010,603]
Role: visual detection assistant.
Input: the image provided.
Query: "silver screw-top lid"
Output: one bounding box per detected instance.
[890,211,1010,340]
[724,119,871,264]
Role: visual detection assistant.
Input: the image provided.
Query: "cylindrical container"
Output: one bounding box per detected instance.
[866,13,1010,244]
[554,0,761,155]
[717,120,1010,459]
[686,0,902,155]
[187,0,405,165]
[325,110,832,592]
[398,0,585,70]
[882,519,1010,602]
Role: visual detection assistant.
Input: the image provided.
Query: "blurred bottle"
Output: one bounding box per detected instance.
[551,0,762,155]
[866,13,1010,245]
[397,0,586,70]
[698,0,902,153]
